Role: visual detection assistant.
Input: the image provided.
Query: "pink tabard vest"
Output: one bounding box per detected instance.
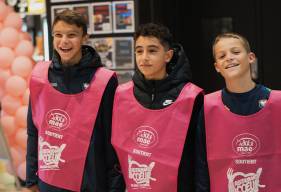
[30,61,114,191]
[112,81,202,191]
[205,90,281,192]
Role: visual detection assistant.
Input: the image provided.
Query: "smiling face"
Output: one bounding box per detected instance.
[52,21,87,66]
[135,36,173,80]
[213,37,255,82]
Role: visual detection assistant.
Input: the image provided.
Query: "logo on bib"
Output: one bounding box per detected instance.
[128,155,156,189]
[133,126,158,148]
[39,137,66,170]
[46,109,70,131]
[227,168,265,192]
[232,133,260,156]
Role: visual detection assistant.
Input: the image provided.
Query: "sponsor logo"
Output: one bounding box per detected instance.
[128,156,156,189]
[258,99,267,108]
[133,126,158,148]
[235,159,257,165]
[232,133,260,156]
[162,99,173,106]
[46,109,70,131]
[133,148,152,157]
[227,168,266,192]
[45,130,63,140]
[39,137,66,170]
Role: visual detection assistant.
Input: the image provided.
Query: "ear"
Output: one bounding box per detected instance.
[214,62,220,73]
[82,34,89,44]
[165,49,174,63]
[248,52,256,64]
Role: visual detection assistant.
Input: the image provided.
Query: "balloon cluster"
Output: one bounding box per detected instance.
[0,1,34,181]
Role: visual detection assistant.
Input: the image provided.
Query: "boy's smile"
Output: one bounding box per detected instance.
[52,21,87,66]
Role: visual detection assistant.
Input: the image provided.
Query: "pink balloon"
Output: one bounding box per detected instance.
[15,128,27,149]
[0,47,15,69]
[1,94,22,115]
[4,12,22,30]
[15,40,34,57]
[0,22,3,30]
[17,161,26,181]
[0,115,17,136]
[19,32,32,41]
[5,75,27,97]
[0,87,4,99]
[10,147,23,167]
[22,88,30,105]
[11,56,33,78]
[0,2,9,22]
[15,105,28,128]
[0,27,20,49]
[0,69,11,87]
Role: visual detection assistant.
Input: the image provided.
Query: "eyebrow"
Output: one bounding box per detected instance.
[52,30,80,34]
[135,45,160,49]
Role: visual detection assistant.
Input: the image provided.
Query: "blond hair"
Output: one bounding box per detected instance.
[212,32,251,59]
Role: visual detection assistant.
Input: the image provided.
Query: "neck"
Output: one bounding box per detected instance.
[225,77,256,93]
[145,72,168,81]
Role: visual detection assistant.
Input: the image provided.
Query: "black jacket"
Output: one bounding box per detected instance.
[132,44,208,191]
[26,45,125,192]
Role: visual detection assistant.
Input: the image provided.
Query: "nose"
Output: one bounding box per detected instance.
[60,35,69,44]
[225,53,234,62]
[141,50,149,61]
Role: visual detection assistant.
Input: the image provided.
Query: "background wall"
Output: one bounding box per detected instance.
[137,0,281,93]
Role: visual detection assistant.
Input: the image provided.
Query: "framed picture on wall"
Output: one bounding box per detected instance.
[114,37,134,69]
[92,2,112,34]
[116,70,134,84]
[112,1,135,33]
[73,4,91,33]
[90,37,115,69]
[51,5,73,24]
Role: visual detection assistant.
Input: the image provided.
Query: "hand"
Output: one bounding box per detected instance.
[22,185,39,192]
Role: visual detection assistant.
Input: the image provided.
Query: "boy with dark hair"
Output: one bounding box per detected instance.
[201,32,281,191]
[111,23,207,191]
[26,9,125,192]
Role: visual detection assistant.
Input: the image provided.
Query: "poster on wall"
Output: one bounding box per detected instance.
[92,2,112,34]
[112,1,135,33]
[51,5,73,24]
[114,37,134,69]
[73,4,91,33]
[91,37,115,69]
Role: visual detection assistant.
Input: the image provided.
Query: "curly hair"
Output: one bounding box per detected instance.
[134,23,174,50]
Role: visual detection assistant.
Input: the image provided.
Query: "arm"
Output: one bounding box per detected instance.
[194,106,210,192]
[25,101,39,189]
[101,76,126,192]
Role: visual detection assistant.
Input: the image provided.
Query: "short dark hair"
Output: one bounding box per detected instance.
[134,23,173,50]
[52,9,87,36]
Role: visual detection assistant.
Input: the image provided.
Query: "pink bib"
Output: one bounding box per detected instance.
[30,61,114,191]
[205,90,281,192]
[112,81,202,191]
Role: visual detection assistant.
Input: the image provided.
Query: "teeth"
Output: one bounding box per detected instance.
[226,64,238,69]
